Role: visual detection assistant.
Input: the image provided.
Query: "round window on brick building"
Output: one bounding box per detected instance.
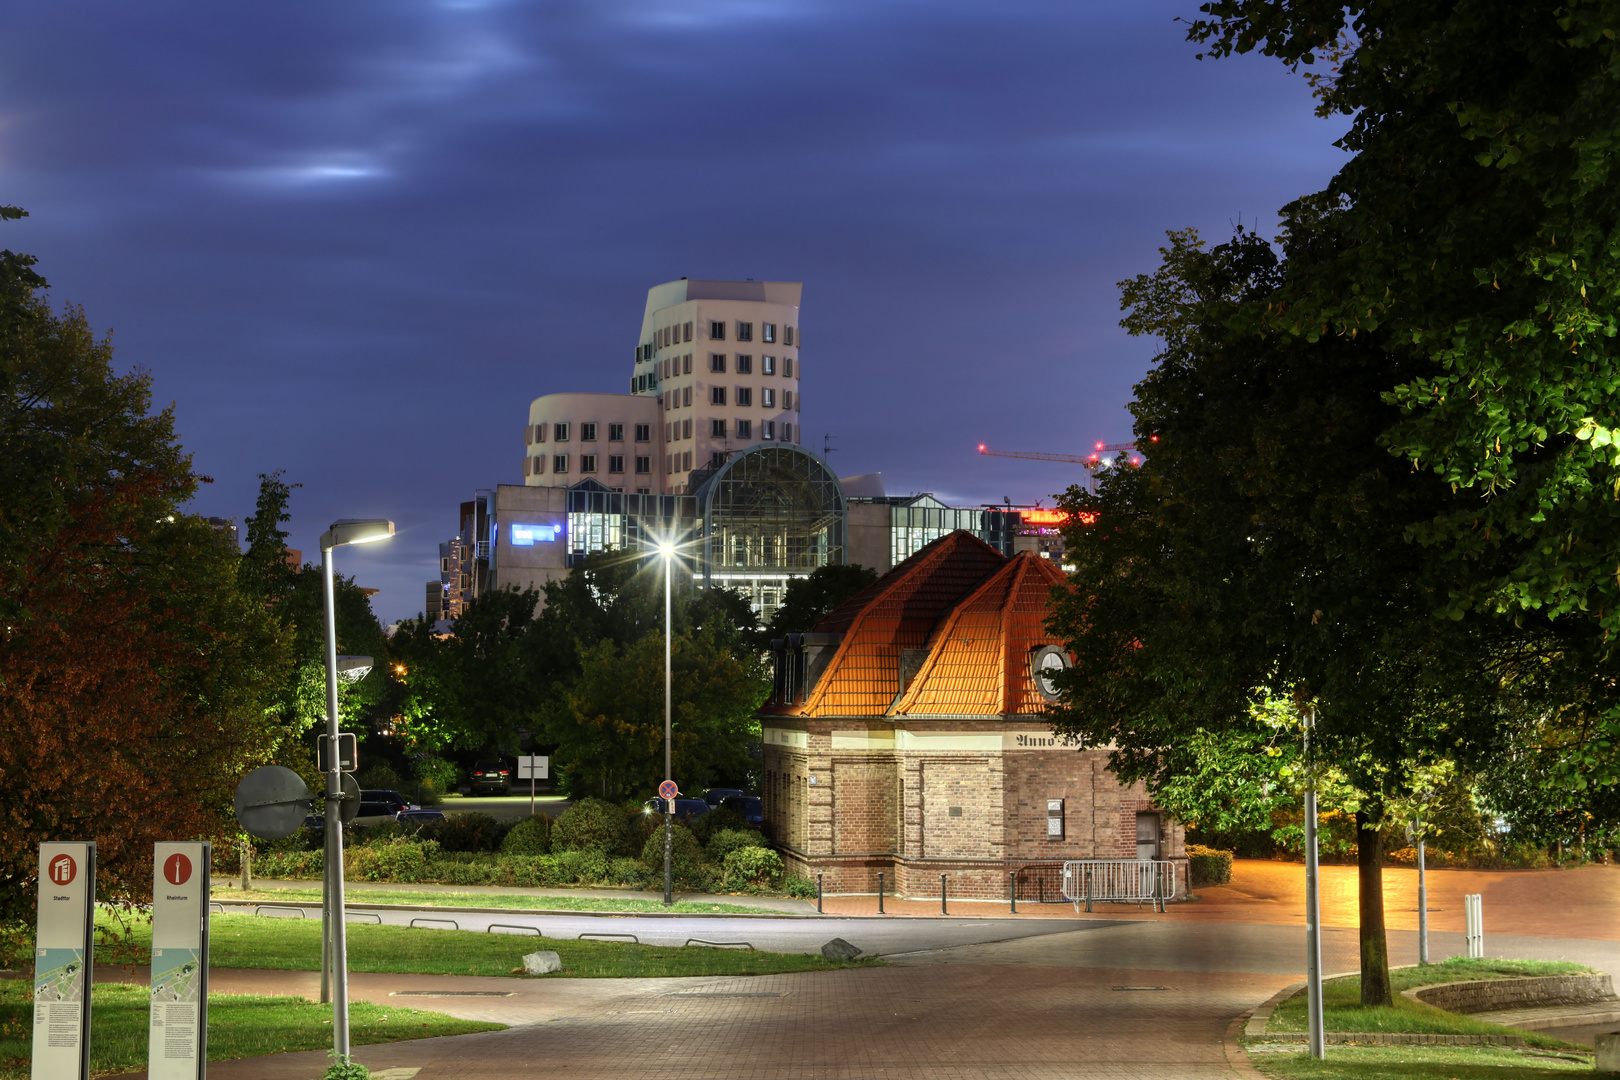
[1031,645,1071,702]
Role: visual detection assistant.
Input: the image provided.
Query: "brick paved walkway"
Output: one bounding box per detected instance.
[117,963,1287,1079]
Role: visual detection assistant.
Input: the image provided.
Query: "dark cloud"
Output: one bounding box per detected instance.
[0,0,1346,621]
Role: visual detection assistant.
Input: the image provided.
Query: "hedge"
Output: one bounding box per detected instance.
[1186,844,1234,888]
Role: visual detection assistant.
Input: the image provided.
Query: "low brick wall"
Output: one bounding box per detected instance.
[1407,973,1615,1014]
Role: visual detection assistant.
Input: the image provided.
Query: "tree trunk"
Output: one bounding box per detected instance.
[1357,807,1392,1006]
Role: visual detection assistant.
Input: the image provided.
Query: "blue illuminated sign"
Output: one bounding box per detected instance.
[510,523,558,546]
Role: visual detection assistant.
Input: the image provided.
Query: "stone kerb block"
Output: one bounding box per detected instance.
[523,950,563,975]
[1597,1030,1620,1073]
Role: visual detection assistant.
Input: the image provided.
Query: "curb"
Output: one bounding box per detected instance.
[211,898,1084,923]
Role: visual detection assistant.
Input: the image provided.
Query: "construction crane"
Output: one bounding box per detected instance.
[976,440,1146,468]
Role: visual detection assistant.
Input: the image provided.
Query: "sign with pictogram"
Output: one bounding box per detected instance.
[658,780,679,802]
[33,841,95,1080]
[149,842,211,1080]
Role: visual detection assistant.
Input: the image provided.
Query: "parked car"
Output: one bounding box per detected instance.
[470,760,513,795]
[703,787,745,807]
[719,795,763,827]
[397,808,446,825]
[361,789,417,813]
[642,797,711,822]
[352,801,399,827]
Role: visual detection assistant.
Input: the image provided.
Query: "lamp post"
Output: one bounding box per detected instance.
[319,517,393,1062]
[1303,706,1325,1060]
[660,542,674,907]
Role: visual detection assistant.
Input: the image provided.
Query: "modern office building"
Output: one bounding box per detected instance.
[522,279,804,496]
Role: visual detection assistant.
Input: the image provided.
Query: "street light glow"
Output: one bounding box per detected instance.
[321,518,395,549]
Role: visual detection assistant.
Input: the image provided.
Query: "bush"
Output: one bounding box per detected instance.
[357,763,402,791]
[1187,844,1234,887]
[780,873,818,899]
[500,814,553,855]
[706,828,763,864]
[421,812,508,853]
[607,856,650,887]
[641,823,706,885]
[722,846,783,890]
[414,757,459,804]
[688,807,748,845]
[550,849,612,884]
[257,849,323,879]
[554,798,630,855]
[349,837,439,883]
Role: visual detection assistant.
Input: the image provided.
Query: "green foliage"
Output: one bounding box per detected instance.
[499,814,553,856]
[347,838,440,883]
[356,763,402,791]
[239,470,299,610]
[641,822,705,884]
[765,563,879,636]
[688,807,750,845]
[323,1052,371,1080]
[779,874,818,900]
[553,798,630,855]
[706,828,764,864]
[721,846,783,890]
[418,813,507,854]
[1185,845,1233,888]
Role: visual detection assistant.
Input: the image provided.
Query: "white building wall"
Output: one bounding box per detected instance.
[523,392,661,492]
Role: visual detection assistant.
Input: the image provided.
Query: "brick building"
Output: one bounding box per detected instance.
[760,530,1186,900]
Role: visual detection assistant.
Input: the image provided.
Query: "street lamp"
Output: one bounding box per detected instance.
[659,540,674,907]
[319,517,393,1063]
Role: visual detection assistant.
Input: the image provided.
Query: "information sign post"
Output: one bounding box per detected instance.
[518,756,549,817]
[33,841,95,1080]
[149,842,211,1080]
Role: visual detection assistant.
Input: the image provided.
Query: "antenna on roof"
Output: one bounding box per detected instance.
[823,433,837,456]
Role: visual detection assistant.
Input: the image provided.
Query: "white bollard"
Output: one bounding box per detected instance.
[1464,893,1484,959]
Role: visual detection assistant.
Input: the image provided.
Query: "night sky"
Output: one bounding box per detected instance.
[2,0,1346,624]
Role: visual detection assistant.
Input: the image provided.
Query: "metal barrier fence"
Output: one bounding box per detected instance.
[1010,864,1065,903]
[1061,860,1177,913]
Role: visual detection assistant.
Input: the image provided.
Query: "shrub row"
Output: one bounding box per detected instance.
[1186,844,1234,888]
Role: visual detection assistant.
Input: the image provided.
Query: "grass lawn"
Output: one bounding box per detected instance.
[97,911,879,979]
[0,980,500,1080]
[1247,1044,1591,1080]
[229,886,793,915]
[1265,958,1588,1049]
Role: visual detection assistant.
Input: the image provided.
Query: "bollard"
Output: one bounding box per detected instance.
[1084,867,1093,913]
[1010,870,1017,914]
[941,873,948,915]
[1465,893,1484,958]
[878,871,884,914]
[816,872,823,914]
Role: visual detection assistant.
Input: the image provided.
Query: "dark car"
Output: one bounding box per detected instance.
[361,789,416,813]
[642,797,711,823]
[470,760,513,795]
[703,787,745,807]
[397,808,446,825]
[720,795,763,827]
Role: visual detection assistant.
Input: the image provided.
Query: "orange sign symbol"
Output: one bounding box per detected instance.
[48,853,76,886]
[163,852,192,886]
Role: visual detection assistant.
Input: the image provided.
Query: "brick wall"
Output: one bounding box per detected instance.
[832,758,898,855]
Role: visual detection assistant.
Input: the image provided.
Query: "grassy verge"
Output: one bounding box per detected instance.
[227,886,791,915]
[0,980,500,1080]
[97,911,878,979]
[1265,959,1589,1050]
[1247,1044,1591,1079]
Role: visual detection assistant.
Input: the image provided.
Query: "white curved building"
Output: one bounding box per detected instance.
[522,392,660,493]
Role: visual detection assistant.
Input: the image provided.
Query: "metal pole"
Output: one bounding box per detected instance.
[1010,871,1017,914]
[1304,707,1324,1060]
[663,550,673,908]
[877,871,884,914]
[1415,817,1429,965]
[321,547,352,1059]
[816,873,823,913]
[530,774,535,819]
[320,853,330,1004]
[941,873,948,915]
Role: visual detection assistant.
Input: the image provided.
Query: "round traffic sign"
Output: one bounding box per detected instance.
[658,780,679,801]
[234,765,313,840]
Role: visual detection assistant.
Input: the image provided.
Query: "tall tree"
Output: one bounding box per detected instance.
[1046,227,1525,1004]
[0,216,286,938]
[239,470,300,609]
[765,564,879,638]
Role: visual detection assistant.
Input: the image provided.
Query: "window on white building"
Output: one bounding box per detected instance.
[736,354,752,374]
[762,388,776,408]
[608,455,625,473]
[608,423,624,441]
[580,454,597,473]
[709,320,725,340]
[554,422,570,441]
[763,322,777,343]
[736,387,752,407]
[711,418,726,438]
[736,419,752,438]
[580,423,597,441]
[634,424,651,442]
[711,386,726,406]
[553,454,569,473]
[735,321,753,342]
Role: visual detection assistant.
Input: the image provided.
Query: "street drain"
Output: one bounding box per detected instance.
[665,992,789,999]
[1110,986,1170,991]
[390,991,517,997]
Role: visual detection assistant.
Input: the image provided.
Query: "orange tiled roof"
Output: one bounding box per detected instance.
[893,552,1068,717]
[798,531,1007,717]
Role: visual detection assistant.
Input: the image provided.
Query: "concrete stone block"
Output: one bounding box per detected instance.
[1597,1030,1620,1073]
[822,937,863,960]
[522,950,562,975]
